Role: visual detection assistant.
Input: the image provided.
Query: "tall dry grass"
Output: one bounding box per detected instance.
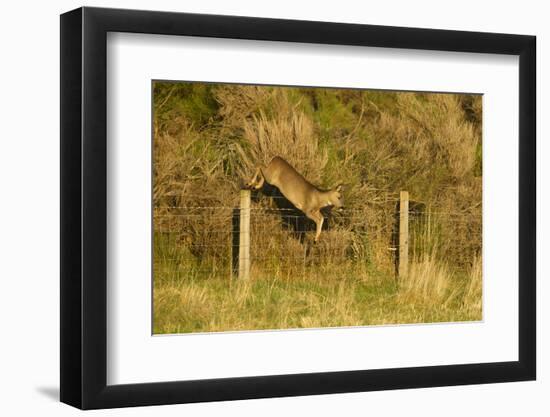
[463,256,483,316]
[153,253,483,333]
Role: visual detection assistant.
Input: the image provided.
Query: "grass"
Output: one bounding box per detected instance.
[153,243,482,334]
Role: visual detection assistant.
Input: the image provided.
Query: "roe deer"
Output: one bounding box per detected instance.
[245,156,344,243]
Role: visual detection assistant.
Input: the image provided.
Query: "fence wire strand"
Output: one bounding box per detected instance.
[153,197,481,278]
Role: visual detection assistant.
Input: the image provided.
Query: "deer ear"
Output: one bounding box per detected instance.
[336,184,344,192]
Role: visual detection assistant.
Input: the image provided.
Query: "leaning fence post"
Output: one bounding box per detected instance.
[238,189,251,280]
[399,190,409,278]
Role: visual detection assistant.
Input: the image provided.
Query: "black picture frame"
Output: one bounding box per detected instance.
[60,6,536,410]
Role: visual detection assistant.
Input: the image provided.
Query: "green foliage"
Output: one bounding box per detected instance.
[153,82,219,133]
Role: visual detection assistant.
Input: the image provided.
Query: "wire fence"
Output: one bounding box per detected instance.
[153,191,482,280]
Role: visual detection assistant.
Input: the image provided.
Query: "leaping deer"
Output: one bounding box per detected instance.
[245,156,345,243]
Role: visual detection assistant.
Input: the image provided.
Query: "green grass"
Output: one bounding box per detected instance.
[153,258,481,334]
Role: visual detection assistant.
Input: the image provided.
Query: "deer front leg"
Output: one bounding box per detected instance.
[306,210,324,243]
[314,215,324,243]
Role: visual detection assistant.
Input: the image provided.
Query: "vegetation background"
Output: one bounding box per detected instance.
[153,81,482,334]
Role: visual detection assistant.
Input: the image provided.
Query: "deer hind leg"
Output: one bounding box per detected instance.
[246,167,265,190]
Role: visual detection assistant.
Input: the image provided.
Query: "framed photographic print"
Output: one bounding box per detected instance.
[60,6,536,409]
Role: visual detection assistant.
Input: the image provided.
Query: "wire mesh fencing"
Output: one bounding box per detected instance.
[153,190,482,281]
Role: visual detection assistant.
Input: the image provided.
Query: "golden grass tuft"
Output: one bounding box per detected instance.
[398,253,452,306]
[463,256,482,316]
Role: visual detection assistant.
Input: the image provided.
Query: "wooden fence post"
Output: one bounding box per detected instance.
[399,191,409,278]
[238,189,251,280]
